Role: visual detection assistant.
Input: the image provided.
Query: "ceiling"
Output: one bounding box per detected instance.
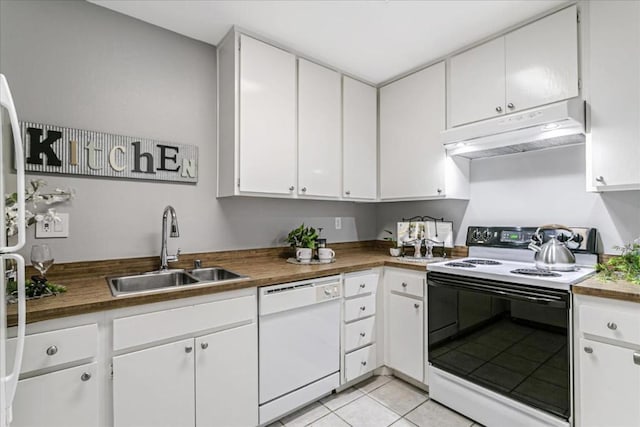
[89,0,568,85]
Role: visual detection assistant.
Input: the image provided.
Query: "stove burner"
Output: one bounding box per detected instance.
[465,259,502,265]
[445,262,476,268]
[510,269,562,277]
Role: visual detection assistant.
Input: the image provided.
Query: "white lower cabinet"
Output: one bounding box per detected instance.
[574,294,640,427]
[112,293,258,427]
[342,270,380,384]
[12,362,98,427]
[385,269,425,383]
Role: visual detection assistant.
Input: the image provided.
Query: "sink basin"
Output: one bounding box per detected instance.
[107,270,199,297]
[107,267,249,297]
[188,267,247,282]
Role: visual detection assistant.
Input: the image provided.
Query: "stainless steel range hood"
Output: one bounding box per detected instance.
[441,99,585,159]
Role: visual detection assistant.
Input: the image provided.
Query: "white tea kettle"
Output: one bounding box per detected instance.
[528,224,577,271]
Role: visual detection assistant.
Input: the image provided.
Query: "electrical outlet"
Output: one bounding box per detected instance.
[35,213,69,238]
[335,217,342,230]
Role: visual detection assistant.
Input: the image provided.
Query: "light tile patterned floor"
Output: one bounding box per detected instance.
[269,375,482,427]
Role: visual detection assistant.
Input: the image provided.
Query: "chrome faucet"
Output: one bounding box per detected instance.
[160,205,181,271]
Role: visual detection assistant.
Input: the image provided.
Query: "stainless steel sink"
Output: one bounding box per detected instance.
[107,267,249,297]
[188,267,247,282]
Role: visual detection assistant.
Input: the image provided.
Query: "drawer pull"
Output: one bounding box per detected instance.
[360,332,366,337]
[401,282,407,288]
[584,346,593,354]
[360,306,366,311]
[414,303,420,309]
[46,345,58,356]
[634,352,640,366]
[360,283,366,288]
[201,342,209,350]
[81,372,91,382]
[607,322,618,330]
[185,346,193,353]
[361,361,367,366]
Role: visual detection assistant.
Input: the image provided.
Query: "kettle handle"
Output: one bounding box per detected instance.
[532,224,575,246]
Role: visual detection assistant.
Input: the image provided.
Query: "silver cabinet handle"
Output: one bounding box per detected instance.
[414,303,420,309]
[634,352,640,366]
[185,346,193,353]
[496,106,502,112]
[584,346,593,354]
[301,187,307,192]
[361,361,367,366]
[401,282,407,288]
[345,190,351,195]
[507,103,515,109]
[289,186,295,191]
[360,306,366,311]
[81,372,91,382]
[360,283,366,288]
[595,176,605,183]
[46,345,58,356]
[607,322,618,330]
[201,342,209,350]
[360,332,366,337]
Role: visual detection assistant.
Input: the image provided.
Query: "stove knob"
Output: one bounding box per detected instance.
[471,229,482,241]
[482,229,493,241]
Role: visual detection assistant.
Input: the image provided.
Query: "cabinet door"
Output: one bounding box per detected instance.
[578,338,640,427]
[239,35,297,195]
[195,323,258,427]
[380,62,446,200]
[113,338,195,427]
[449,38,506,127]
[298,59,342,198]
[11,363,98,427]
[343,76,377,200]
[505,5,579,113]
[388,293,424,382]
[588,0,640,190]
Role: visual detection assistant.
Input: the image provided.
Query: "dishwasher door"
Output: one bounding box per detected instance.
[259,283,340,404]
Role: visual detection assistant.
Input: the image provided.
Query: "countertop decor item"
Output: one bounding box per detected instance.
[286,257,336,265]
[6,278,66,303]
[286,224,318,250]
[383,229,401,256]
[597,239,640,285]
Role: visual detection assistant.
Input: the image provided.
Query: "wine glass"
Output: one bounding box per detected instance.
[31,244,54,281]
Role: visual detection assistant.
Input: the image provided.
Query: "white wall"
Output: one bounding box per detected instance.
[0,0,376,263]
[376,144,640,254]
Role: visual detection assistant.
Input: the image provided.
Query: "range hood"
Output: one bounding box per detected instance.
[442,99,585,159]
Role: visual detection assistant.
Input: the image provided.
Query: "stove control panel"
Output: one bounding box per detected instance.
[466,226,598,253]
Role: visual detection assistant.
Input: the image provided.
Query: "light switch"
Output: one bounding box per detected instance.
[35,213,69,238]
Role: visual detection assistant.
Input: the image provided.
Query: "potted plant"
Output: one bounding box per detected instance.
[286,224,318,262]
[596,239,640,285]
[383,229,401,257]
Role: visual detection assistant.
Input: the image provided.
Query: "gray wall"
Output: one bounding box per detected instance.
[0,0,377,263]
[376,144,640,254]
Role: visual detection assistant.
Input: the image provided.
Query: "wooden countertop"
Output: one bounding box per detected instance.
[6,246,431,327]
[572,277,640,303]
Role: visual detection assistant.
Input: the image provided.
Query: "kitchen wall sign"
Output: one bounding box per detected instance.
[19,121,198,183]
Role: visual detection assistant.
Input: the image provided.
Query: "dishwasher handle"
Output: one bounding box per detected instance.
[259,280,341,316]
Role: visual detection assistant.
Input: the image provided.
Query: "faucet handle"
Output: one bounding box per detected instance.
[168,248,181,263]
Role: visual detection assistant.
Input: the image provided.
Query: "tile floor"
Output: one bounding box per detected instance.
[268,375,482,427]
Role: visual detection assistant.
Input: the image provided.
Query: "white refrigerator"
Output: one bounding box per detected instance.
[0,73,27,427]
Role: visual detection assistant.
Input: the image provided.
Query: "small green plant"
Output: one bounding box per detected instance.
[286,224,319,249]
[5,278,66,301]
[383,229,397,246]
[596,240,640,285]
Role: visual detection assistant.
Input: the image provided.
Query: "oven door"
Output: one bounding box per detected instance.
[427,271,571,420]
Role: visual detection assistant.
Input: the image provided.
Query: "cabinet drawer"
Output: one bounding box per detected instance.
[7,324,97,374]
[114,295,255,351]
[580,304,640,345]
[344,272,379,298]
[344,317,376,352]
[345,344,377,383]
[344,294,376,322]
[387,270,424,298]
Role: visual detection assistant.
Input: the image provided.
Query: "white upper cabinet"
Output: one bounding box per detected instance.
[448,5,579,127]
[586,0,640,191]
[381,62,468,200]
[297,59,342,198]
[343,76,377,200]
[218,33,297,197]
[449,38,506,127]
[505,5,579,113]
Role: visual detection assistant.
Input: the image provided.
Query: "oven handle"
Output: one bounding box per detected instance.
[428,278,568,309]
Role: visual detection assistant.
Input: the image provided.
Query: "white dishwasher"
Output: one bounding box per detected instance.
[259,276,341,425]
